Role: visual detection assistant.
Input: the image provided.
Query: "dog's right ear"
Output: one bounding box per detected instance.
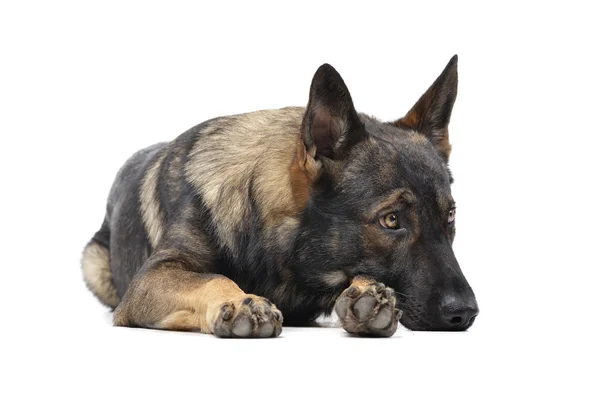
[301,64,366,160]
[392,55,458,164]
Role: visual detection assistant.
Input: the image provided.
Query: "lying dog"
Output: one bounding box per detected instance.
[82,55,478,337]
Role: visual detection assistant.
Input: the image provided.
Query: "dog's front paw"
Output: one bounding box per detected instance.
[335,282,401,337]
[213,295,283,338]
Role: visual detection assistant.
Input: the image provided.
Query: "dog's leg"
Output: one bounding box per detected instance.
[334,276,402,337]
[113,262,282,338]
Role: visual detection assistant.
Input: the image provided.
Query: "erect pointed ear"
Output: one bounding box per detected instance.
[301,64,366,160]
[393,55,459,163]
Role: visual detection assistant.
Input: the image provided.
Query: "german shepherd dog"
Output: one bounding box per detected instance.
[82,55,478,337]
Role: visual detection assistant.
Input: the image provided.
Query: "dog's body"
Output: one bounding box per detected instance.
[82,56,478,337]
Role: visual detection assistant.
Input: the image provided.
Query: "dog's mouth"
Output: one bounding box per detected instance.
[400,313,477,331]
[394,292,478,332]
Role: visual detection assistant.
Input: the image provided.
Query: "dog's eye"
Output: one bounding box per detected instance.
[379,212,400,229]
[448,208,456,224]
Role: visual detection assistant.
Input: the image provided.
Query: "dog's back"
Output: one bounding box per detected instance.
[82,107,307,309]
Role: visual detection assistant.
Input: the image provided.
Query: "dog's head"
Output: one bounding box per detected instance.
[298,56,478,331]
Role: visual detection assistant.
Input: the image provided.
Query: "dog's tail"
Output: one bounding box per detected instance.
[81,218,120,309]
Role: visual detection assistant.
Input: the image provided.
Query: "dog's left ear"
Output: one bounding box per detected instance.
[301,64,366,160]
[393,55,458,163]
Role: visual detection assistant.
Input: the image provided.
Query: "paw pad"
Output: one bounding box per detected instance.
[335,282,401,337]
[214,295,282,338]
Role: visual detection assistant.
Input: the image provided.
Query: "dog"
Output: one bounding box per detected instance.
[82,55,478,337]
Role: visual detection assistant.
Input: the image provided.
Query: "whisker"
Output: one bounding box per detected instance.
[391,293,439,326]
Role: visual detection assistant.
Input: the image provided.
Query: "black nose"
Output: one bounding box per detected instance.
[440,295,479,331]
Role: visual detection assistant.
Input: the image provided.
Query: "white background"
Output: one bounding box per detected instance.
[1,1,598,399]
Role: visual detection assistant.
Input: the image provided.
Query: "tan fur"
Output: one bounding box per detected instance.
[140,150,167,248]
[162,144,185,201]
[81,241,120,308]
[158,276,246,332]
[322,270,349,287]
[350,275,376,289]
[114,266,245,333]
[290,139,321,211]
[268,216,301,252]
[331,229,340,250]
[185,107,316,251]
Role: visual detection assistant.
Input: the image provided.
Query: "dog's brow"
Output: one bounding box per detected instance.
[368,188,416,217]
[437,195,455,211]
